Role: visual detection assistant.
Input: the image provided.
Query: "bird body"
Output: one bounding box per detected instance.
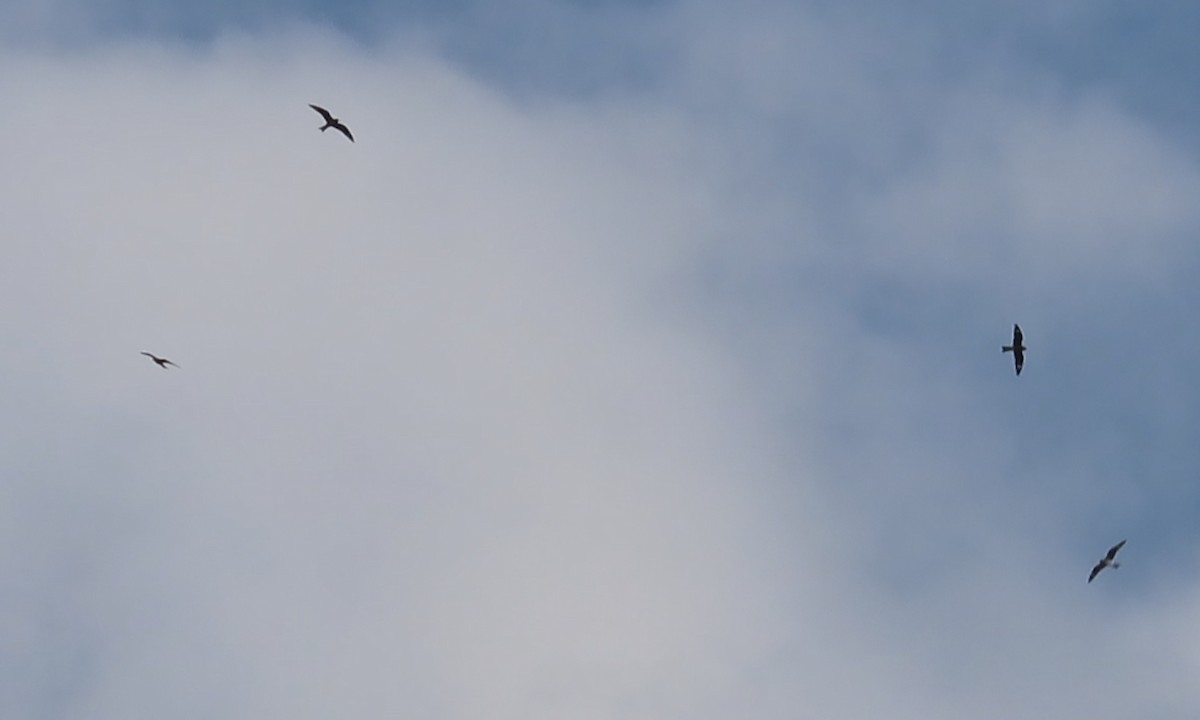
[1002,324,1026,375]
[141,352,179,369]
[1088,540,1126,583]
[309,104,354,142]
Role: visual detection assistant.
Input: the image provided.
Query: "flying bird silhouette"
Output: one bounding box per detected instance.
[141,352,179,369]
[1088,540,1126,583]
[1002,324,1026,375]
[309,104,353,142]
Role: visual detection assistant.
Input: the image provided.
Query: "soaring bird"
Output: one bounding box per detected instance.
[309,104,354,142]
[1088,540,1126,583]
[141,352,179,369]
[1002,324,1026,375]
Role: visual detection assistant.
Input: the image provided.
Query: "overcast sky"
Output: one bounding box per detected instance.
[3,2,1200,719]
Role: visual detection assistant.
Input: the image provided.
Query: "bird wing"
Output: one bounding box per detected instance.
[333,122,354,142]
[1088,561,1105,582]
[1106,540,1126,561]
[309,104,335,123]
[1013,348,1024,375]
[140,351,155,359]
[1013,324,1023,346]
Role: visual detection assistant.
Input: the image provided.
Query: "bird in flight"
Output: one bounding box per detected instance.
[309,104,354,142]
[1002,324,1026,375]
[141,352,179,369]
[1088,540,1126,583]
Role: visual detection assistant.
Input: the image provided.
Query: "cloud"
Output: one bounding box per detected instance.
[2,4,1200,720]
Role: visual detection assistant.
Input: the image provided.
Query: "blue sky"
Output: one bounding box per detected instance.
[3,2,1200,719]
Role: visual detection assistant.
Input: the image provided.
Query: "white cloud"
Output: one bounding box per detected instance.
[2,5,1200,720]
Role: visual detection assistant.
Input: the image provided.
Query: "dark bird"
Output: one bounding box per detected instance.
[141,352,179,369]
[1002,324,1026,375]
[1088,540,1126,583]
[309,104,353,142]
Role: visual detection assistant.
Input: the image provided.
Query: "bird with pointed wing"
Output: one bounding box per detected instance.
[1002,324,1026,375]
[309,104,354,142]
[141,352,179,369]
[1088,540,1126,583]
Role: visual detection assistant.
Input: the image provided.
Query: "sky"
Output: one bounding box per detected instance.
[2,1,1200,719]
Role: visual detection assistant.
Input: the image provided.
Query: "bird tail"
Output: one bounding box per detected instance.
[1112,562,1120,569]
[320,124,329,132]
[1002,345,1013,353]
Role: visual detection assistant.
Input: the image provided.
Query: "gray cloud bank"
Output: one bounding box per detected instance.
[2,3,1200,720]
